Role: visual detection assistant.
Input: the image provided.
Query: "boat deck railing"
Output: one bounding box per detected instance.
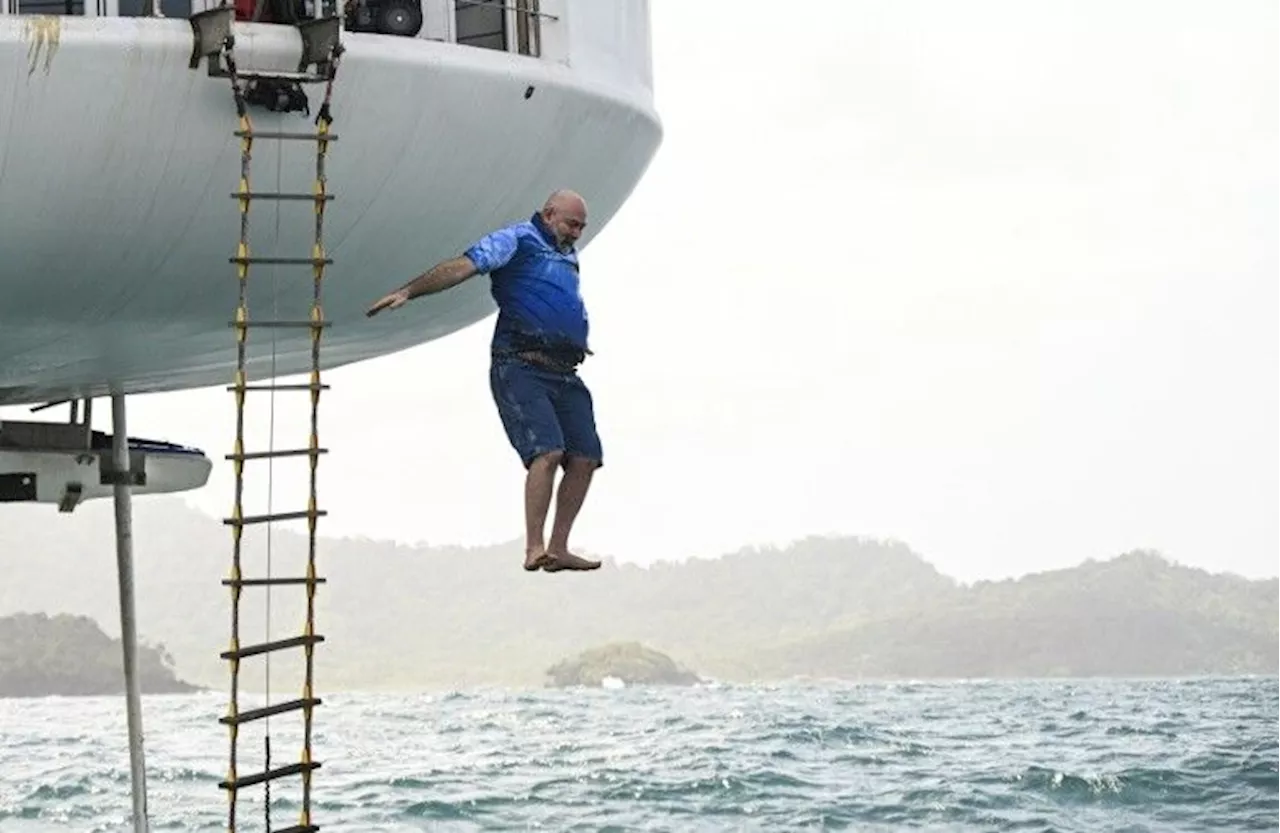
[0,0,555,60]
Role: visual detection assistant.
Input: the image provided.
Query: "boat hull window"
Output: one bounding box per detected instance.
[0,473,37,503]
[454,0,541,56]
[455,0,506,51]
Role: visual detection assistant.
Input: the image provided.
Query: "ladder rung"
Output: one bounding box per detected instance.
[237,69,328,83]
[230,256,333,266]
[229,320,330,329]
[227,447,329,461]
[221,634,325,661]
[226,383,331,392]
[219,697,322,726]
[224,509,327,526]
[222,576,328,587]
[219,761,321,791]
[235,129,338,142]
[231,191,335,202]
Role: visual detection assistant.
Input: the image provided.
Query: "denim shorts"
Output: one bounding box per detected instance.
[489,356,603,469]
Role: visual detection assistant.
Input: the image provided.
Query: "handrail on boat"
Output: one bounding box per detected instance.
[0,0,552,58]
[456,0,554,22]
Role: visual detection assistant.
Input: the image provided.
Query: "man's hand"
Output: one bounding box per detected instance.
[366,289,409,317]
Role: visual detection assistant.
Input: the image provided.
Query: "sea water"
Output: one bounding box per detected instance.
[0,677,1275,831]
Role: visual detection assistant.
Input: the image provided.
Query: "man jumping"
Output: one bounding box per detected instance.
[366,189,603,573]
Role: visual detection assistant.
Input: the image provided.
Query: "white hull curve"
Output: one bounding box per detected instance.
[0,11,662,406]
[0,422,211,506]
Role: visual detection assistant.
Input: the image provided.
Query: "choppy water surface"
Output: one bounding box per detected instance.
[0,677,1275,831]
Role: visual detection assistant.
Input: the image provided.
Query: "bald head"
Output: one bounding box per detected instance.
[540,189,588,250]
[544,189,586,214]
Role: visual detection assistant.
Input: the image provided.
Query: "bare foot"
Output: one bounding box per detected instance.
[543,550,601,572]
[524,548,551,571]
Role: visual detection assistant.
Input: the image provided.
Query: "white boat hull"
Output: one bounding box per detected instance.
[0,419,211,507]
[0,5,661,406]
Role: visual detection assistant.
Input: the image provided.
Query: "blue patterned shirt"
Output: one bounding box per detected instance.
[464,212,590,359]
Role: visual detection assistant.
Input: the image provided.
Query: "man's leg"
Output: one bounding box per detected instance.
[524,449,564,569]
[544,373,603,571]
[490,359,565,570]
[545,456,599,569]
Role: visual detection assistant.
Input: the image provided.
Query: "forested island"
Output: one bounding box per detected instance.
[0,612,198,697]
[0,498,1275,695]
[546,642,701,687]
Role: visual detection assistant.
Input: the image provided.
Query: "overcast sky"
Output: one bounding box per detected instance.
[5,0,1275,582]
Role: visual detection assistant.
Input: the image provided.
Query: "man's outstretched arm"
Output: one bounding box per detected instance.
[366,255,479,317]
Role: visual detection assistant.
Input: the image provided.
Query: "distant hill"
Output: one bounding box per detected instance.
[0,612,198,697]
[753,551,1279,679]
[0,497,1274,695]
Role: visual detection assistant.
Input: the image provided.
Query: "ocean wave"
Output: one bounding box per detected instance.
[0,676,1274,832]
